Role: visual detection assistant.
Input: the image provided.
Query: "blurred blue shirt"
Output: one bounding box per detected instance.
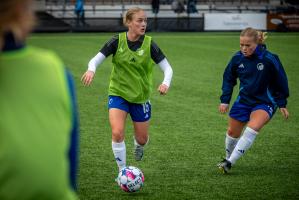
[75,0,84,15]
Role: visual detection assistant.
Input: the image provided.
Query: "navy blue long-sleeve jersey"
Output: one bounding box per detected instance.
[220,45,289,108]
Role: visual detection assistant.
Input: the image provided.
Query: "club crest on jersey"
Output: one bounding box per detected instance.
[238,63,245,68]
[137,49,144,56]
[257,63,264,71]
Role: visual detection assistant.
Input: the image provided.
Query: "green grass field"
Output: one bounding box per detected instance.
[29,32,299,200]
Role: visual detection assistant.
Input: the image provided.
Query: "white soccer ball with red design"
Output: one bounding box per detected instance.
[117,166,144,192]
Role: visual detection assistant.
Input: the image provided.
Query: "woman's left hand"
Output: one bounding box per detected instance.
[158,84,169,95]
[280,107,289,119]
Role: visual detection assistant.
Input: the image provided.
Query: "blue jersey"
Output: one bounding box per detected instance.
[220,45,289,108]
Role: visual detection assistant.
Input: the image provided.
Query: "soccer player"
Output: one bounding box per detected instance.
[0,0,79,199]
[217,27,289,173]
[81,7,173,175]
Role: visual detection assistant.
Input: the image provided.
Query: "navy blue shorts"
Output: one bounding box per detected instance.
[108,95,151,122]
[229,102,276,122]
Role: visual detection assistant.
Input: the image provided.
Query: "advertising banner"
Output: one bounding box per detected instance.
[204,13,267,31]
[267,13,299,31]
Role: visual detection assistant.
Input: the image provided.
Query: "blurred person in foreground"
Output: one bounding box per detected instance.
[0,0,79,199]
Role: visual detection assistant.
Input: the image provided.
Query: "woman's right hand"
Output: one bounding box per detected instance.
[219,103,229,114]
[81,70,95,86]
[279,107,289,119]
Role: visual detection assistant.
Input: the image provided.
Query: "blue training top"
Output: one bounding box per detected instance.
[220,45,289,108]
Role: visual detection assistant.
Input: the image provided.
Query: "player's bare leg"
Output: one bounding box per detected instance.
[226,110,270,171]
[133,121,149,161]
[247,109,270,131]
[110,108,128,171]
[218,117,246,173]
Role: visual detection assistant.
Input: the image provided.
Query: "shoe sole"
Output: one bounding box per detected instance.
[135,157,143,161]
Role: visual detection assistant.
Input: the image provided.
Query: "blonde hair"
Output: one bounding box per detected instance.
[0,0,35,49]
[240,27,268,45]
[123,7,144,27]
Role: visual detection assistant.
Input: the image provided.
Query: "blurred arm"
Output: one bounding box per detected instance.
[66,70,79,191]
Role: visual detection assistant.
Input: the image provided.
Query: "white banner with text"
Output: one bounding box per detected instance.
[204,13,267,31]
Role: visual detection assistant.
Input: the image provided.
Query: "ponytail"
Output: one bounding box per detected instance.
[257,31,268,45]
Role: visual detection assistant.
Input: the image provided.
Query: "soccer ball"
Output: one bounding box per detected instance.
[117,166,144,192]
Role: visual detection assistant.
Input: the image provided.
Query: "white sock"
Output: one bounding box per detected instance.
[228,127,258,165]
[225,133,240,160]
[134,136,149,148]
[112,141,126,171]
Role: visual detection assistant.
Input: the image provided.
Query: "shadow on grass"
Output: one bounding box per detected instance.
[120,191,150,197]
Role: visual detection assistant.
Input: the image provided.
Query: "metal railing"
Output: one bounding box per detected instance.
[44,0,272,6]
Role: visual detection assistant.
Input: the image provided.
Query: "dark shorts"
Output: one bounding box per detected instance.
[229,101,276,122]
[108,95,151,122]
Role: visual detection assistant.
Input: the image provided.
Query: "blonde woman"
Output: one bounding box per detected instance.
[218,27,289,173]
[0,0,78,199]
[81,7,173,175]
